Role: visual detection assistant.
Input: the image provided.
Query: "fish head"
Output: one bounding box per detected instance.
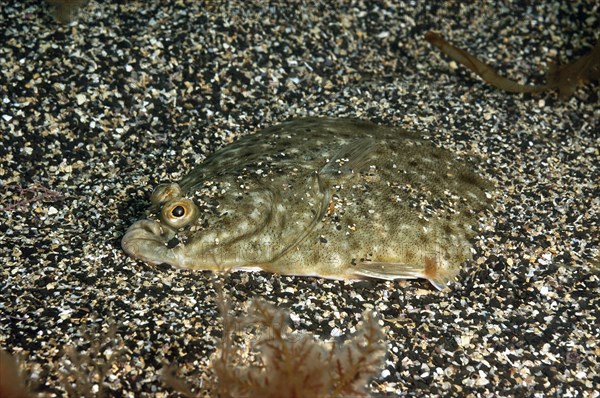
[121,182,204,268]
[121,180,280,272]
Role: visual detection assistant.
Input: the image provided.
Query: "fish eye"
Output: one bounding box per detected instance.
[171,205,185,218]
[151,183,182,206]
[161,199,198,229]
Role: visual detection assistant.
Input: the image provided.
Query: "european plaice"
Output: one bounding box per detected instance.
[122,117,490,290]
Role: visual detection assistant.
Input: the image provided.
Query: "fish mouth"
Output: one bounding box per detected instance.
[121,220,178,266]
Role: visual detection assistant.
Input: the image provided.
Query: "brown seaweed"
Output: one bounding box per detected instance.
[425,31,600,99]
[0,350,32,398]
[163,281,387,398]
[546,41,600,98]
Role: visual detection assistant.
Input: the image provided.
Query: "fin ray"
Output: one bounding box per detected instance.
[353,261,453,291]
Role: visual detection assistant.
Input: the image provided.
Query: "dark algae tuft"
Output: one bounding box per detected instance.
[425,31,599,99]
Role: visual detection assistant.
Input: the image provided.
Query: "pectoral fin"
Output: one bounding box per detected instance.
[320,138,378,176]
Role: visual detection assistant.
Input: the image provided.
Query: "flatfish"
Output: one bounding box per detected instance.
[122,117,490,290]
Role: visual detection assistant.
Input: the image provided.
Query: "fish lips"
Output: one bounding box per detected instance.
[121,219,178,266]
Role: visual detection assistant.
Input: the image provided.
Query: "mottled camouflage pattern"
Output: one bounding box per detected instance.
[122,117,490,290]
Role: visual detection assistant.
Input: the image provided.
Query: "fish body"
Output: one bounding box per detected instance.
[122,117,489,290]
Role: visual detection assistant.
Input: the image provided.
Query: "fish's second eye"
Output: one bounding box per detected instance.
[172,205,185,218]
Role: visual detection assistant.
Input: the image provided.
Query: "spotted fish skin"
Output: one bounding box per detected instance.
[122,117,490,290]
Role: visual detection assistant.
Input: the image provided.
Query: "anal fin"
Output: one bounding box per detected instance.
[352,258,456,291]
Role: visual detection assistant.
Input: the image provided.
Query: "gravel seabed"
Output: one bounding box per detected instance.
[1,1,598,397]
